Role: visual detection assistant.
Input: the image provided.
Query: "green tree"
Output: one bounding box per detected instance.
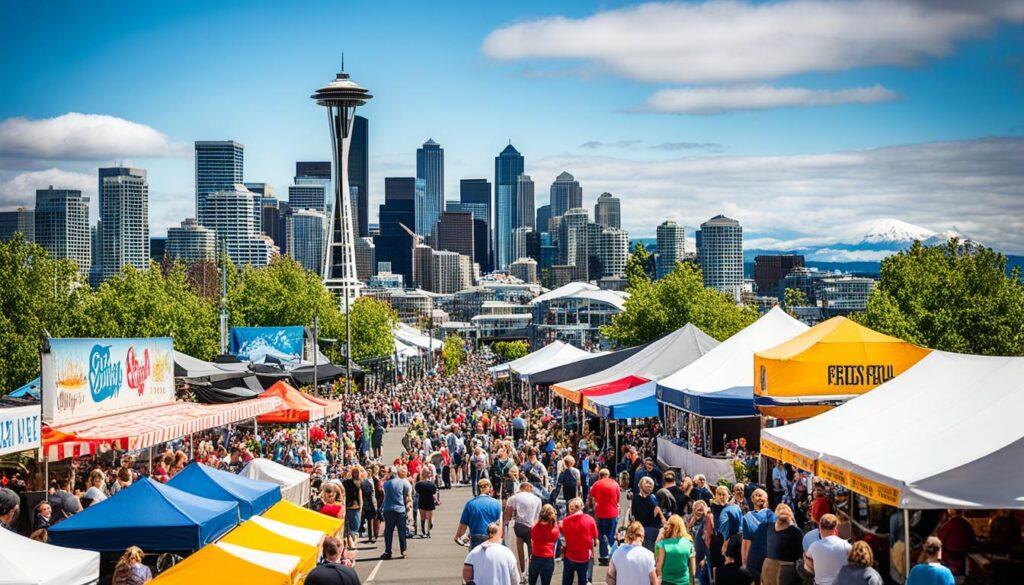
[0,235,87,392]
[602,261,759,346]
[784,287,810,313]
[442,335,466,376]
[493,340,529,361]
[855,240,1024,355]
[348,296,399,362]
[625,243,656,288]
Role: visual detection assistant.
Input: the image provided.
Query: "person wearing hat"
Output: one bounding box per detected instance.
[0,487,19,532]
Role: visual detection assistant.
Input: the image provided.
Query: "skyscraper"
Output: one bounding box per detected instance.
[416,139,444,237]
[354,236,375,281]
[494,144,524,270]
[288,184,327,212]
[99,167,149,282]
[261,197,286,253]
[312,67,372,309]
[167,218,216,262]
[195,141,244,225]
[698,215,743,296]
[288,209,327,273]
[458,178,492,271]
[536,204,552,234]
[434,211,475,262]
[558,207,590,266]
[374,177,417,286]
[201,185,273,267]
[0,207,34,242]
[550,172,582,220]
[754,254,805,298]
[349,116,369,238]
[656,220,686,279]
[594,192,621,229]
[516,174,535,230]
[34,187,90,276]
[596,227,629,278]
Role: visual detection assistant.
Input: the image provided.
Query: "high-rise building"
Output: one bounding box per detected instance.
[98,167,149,282]
[312,67,372,310]
[243,182,272,198]
[434,211,474,261]
[167,218,216,262]
[516,175,535,230]
[494,144,524,270]
[558,208,590,266]
[200,185,273,267]
[415,139,444,237]
[472,219,489,274]
[0,207,34,242]
[195,141,244,225]
[509,257,539,284]
[261,197,286,253]
[34,187,90,277]
[457,178,492,271]
[354,237,375,282]
[550,171,582,220]
[373,177,417,286]
[432,250,472,294]
[536,204,552,235]
[594,192,621,229]
[656,220,686,279]
[596,227,629,278]
[754,254,805,298]
[348,116,370,238]
[288,184,327,212]
[288,209,327,273]
[150,237,166,262]
[511,227,533,263]
[698,215,743,296]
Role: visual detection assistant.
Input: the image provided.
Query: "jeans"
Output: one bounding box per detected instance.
[562,558,591,585]
[643,526,659,551]
[694,544,712,585]
[383,510,407,555]
[529,556,555,585]
[596,517,618,560]
[345,508,361,536]
[471,468,483,496]
[470,533,489,550]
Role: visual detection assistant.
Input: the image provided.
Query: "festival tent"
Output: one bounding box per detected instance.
[489,341,593,378]
[240,458,312,506]
[150,542,301,585]
[48,478,239,552]
[0,526,100,585]
[753,316,931,419]
[168,462,282,520]
[657,308,809,418]
[552,324,719,404]
[262,500,343,536]
[289,361,364,387]
[584,384,658,420]
[527,343,650,386]
[394,322,442,351]
[174,351,252,383]
[256,381,343,423]
[762,351,1024,509]
[220,515,324,576]
[8,376,40,399]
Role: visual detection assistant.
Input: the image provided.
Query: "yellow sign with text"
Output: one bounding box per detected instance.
[762,439,902,507]
[761,439,815,472]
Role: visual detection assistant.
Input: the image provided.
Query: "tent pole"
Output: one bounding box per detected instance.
[149,448,153,477]
[189,433,194,461]
[903,507,911,581]
[43,453,48,489]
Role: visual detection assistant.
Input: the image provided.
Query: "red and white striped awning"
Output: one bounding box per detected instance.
[43,397,284,461]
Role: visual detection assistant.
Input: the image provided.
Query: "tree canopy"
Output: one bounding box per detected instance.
[493,340,529,362]
[348,296,399,362]
[855,240,1024,356]
[442,335,466,376]
[602,261,759,346]
[625,243,656,288]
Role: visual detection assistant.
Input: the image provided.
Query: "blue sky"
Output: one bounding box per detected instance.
[1,0,1023,253]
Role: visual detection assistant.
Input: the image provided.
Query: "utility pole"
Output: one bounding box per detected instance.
[313,308,319,393]
[219,239,228,355]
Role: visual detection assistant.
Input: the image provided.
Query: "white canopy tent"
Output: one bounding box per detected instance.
[239,458,311,506]
[0,527,100,585]
[763,351,1024,510]
[394,323,441,351]
[489,341,594,378]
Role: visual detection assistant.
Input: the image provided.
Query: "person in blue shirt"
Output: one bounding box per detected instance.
[633,457,663,493]
[740,488,775,581]
[455,478,503,551]
[381,466,412,560]
[717,485,744,546]
[907,536,955,585]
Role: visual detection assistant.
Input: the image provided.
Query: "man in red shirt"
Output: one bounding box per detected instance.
[560,497,598,585]
[588,468,621,565]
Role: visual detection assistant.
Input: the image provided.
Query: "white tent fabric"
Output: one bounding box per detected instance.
[248,515,325,544]
[556,323,719,393]
[394,323,441,351]
[214,542,301,576]
[763,351,1024,509]
[529,282,599,305]
[0,527,100,585]
[239,458,311,506]
[657,308,808,415]
[489,341,594,378]
[394,338,420,359]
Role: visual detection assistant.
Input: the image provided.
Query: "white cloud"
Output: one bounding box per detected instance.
[483,0,1023,84]
[644,85,901,114]
[0,168,95,208]
[0,113,183,160]
[526,137,1024,254]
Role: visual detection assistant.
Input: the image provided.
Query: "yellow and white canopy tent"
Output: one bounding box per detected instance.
[261,499,344,536]
[219,515,325,577]
[150,542,301,585]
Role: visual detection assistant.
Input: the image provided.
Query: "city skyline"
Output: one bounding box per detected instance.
[0,1,1022,254]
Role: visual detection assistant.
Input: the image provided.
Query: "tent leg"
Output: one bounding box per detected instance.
[253,416,258,437]
[189,433,194,461]
[903,508,911,582]
[43,453,48,489]
[149,448,153,477]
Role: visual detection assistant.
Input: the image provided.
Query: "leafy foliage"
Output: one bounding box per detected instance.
[855,240,1024,355]
[442,335,466,376]
[493,340,529,362]
[625,243,656,288]
[602,261,759,346]
[784,287,810,312]
[348,297,399,362]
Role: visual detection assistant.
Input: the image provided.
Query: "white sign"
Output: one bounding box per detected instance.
[42,337,175,424]
[0,405,41,456]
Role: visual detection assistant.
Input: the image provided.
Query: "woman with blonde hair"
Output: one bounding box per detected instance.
[688,500,715,585]
[656,514,696,585]
[608,521,658,585]
[319,482,344,519]
[763,504,804,585]
[113,546,152,584]
[835,540,883,585]
[83,468,108,507]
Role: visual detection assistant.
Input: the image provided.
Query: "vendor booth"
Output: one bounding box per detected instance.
[240,458,312,507]
[488,341,593,379]
[526,342,649,387]
[150,542,301,585]
[0,526,100,585]
[753,316,930,419]
[219,515,324,577]
[168,462,281,520]
[48,477,239,552]
[256,381,343,424]
[261,499,343,536]
[583,384,658,419]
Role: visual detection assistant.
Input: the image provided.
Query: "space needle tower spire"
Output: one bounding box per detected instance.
[311,60,372,312]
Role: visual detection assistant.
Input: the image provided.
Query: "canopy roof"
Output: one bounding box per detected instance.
[289,362,363,387]
[553,324,719,403]
[529,281,598,305]
[8,376,40,399]
[240,458,312,506]
[168,462,281,520]
[256,381,343,423]
[174,350,252,383]
[658,308,808,418]
[48,477,239,552]
[43,397,284,461]
[220,515,323,577]
[754,316,931,419]
[489,341,593,378]
[584,384,658,420]
[151,542,300,585]
[763,351,1024,509]
[261,500,343,536]
[527,343,649,386]
[0,526,99,585]
[394,323,441,350]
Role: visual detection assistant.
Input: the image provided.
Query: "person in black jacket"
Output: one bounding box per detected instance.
[306,536,361,585]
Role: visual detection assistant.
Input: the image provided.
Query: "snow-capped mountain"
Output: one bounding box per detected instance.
[854,218,937,245]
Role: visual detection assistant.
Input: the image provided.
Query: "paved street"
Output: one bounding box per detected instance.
[352,426,613,584]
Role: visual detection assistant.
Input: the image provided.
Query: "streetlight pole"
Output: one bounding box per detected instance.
[313,309,319,393]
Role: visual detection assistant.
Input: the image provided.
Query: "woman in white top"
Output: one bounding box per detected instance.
[608,521,659,585]
[83,469,108,507]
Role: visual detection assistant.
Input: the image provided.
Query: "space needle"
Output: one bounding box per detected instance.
[312,61,372,313]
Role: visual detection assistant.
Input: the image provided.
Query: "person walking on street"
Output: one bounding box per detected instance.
[463,522,521,585]
[561,497,599,585]
[633,476,666,551]
[607,521,659,585]
[529,504,560,585]
[505,482,543,576]
[656,515,696,585]
[457,478,504,551]
[763,504,803,585]
[415,467,439,538]
[589,468,621,565]
[381,467,412,560]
